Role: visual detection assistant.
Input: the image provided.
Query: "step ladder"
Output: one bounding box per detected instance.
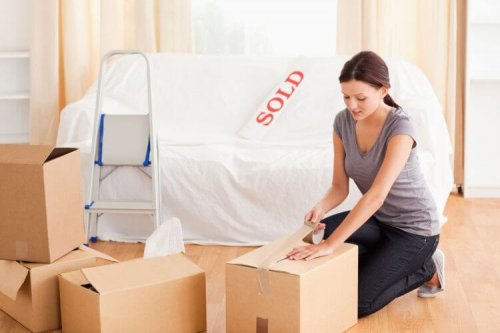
[84,50,161,243]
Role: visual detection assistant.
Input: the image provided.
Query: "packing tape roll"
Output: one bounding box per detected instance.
[257,221,323,294]
[302,221,325,245]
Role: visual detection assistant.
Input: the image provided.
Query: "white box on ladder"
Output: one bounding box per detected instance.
[84,50,161,244]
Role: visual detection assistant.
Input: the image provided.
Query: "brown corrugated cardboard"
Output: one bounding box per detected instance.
[226,238,358,333]
[59,253,207,333]
[0,144,86,263]
[0,246,117,333]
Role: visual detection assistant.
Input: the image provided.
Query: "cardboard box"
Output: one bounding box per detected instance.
[226,240,358,333]
[0,144,86,263]
[59,253,207,333]
[0,246,116,333]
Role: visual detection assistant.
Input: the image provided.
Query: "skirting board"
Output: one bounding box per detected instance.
[464,186,500,198]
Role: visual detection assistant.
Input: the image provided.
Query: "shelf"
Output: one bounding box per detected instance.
[470,21,500,25]
[0,133,29,144]
[469,79,500,85]
[0,51,29,59]
[469,77,500,81]
[468,71,500,81]
[0,93,29,101]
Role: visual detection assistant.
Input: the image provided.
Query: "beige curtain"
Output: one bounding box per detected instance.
[30,0,192,145]
[337,0,465,184]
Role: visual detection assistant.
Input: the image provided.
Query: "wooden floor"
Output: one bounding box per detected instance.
[1,194,499,332]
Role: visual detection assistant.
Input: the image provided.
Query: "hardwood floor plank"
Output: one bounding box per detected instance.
[470,303,500,333]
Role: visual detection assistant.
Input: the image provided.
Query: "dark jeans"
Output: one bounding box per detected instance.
[322,211,439,318]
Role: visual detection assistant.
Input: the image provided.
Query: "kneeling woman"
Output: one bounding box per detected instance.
[287,51,445,317]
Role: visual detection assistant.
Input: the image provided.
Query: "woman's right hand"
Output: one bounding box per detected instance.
[305,203,325,223]
[304,204,326,234]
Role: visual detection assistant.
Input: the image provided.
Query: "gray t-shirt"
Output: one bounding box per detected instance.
[334,107,439,236]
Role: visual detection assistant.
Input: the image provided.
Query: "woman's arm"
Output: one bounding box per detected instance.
[306,132,350,222]
[289,134,414,260]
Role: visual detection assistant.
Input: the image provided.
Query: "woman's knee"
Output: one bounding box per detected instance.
[321,211,350,239]
[358,305,374,318]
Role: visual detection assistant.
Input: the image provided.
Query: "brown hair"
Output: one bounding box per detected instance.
[339,51,400,109]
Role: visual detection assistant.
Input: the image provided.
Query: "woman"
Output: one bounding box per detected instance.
[287,51,445,317]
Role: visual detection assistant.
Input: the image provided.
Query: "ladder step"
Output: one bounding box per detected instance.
[86,201,155,214]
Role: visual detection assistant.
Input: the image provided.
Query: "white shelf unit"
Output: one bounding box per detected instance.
[0,52,30,144]
[464,0,500,197]
[0,52,29,59]
[0,94,30,100]
[0,0,32,144]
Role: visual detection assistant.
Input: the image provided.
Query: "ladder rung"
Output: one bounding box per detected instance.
[86,201,155,214]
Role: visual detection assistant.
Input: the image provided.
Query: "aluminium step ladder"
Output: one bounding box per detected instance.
[84,50,161,243]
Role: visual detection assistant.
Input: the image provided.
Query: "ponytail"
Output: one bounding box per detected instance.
[384,94,400,109]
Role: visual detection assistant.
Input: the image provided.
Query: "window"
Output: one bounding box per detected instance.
[192,0,337,56]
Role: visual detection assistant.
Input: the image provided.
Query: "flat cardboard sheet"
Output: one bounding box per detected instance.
[81,254,202,294]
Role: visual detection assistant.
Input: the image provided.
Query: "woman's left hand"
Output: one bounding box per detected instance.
[286,241,335,261]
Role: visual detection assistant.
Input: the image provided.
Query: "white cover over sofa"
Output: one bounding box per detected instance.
[57,54,453,245]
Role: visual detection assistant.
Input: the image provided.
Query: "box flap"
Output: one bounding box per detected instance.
[45,147,78,163]
[81,254,203,295]
[22,246,118,271]
[77,245,119,263]
[229,238,355,276]
[59,269,91,286]
[0,144,53,165]
[0,260,30,300]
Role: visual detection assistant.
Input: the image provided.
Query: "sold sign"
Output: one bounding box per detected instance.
[256,71,304,126]
[238,63,307,141]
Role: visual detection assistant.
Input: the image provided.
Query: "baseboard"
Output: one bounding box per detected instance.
[463,186,500,198]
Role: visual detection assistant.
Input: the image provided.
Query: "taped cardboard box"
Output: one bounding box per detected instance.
[0,246,117,333]
[59,253,207,333]
[0,144,85,263]
[226,239,358,333]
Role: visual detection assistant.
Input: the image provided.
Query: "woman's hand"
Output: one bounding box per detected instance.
[305,203,327,237]
[286,241,335,261]
[305,203,326,223]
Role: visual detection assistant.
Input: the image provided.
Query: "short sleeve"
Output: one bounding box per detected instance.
[387,113,418,148]
[333,110,345,140]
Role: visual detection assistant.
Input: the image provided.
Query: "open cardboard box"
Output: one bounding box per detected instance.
[226,239,358,333]
[0,246,117,333]
[59,253,207,333]
[0,144,85,263]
